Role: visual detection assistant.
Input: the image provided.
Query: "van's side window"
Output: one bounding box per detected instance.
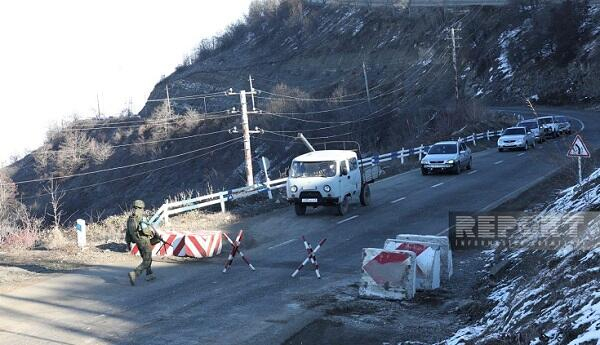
[349,158,358,171]
[340,160,348,175]
[460,143,467,152]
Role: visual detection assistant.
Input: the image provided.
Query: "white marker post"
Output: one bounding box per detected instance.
[567,134,591,184]
[75,219,86,249]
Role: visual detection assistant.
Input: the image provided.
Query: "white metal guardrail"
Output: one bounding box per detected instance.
[150,129,505,225]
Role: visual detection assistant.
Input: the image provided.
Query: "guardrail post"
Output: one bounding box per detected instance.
[418,144,424,161]
[401,148,405,164]
[262,157,273,200]
[471,133,476,146]
[164,199,170,225]
[486,130,491,140]
[220,193,226,213]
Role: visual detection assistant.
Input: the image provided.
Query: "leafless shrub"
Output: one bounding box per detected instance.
[3,226,39,250]
[55,131,91,174]
[0,173,42,249]
[249,0,281,19]
[33,145,53,174]
[265,83,309,114]
[328,85,348,106]
[44,179,66,231]
[0,172,17,223]
[88,139,114,164]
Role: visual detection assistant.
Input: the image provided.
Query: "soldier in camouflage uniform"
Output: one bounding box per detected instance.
[126,200,156,285]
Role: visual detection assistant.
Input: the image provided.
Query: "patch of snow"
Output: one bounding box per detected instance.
[444,168,600,344]
[352,20,364,37]
[496,27,522,79]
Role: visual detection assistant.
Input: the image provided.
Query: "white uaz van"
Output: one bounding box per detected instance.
[286,150,371,216]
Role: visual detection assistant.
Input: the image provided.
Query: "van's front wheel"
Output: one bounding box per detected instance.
[337,196,350,216]
[294,203,307,216]
[360,184,371,206]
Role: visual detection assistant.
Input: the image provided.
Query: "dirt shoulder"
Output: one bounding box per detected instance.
[285,250,489,345]
[0,245,138,293]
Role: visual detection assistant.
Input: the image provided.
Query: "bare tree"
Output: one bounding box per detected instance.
[44,178,66,231]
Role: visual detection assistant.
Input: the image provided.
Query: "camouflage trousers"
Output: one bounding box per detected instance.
[134,238,153,277]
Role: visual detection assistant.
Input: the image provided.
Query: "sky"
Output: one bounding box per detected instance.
[0,0,252,167]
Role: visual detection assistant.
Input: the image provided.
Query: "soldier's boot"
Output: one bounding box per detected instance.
[128,271,137,286]
[145,273,156,282]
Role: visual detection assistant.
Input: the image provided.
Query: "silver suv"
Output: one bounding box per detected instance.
[537,116,560,138]
[421,141,472,175]
[517,119,544,143]
[555,116,572,134]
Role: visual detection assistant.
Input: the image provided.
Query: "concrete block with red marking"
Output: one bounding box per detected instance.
[395,234,453,280]
[384,239,441,290]
[130,231,222,258]
[359,248,416,300]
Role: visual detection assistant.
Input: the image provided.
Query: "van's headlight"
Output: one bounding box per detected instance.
[290,185,298,193]
[446,159,455,164]
[323,185,331,192]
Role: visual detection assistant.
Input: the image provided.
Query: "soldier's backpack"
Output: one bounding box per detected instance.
[126,215,140,242]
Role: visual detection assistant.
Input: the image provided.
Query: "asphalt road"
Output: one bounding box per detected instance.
[0,106,597,345]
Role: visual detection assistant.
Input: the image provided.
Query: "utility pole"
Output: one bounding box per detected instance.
[165,84,172,116]
[526,98,539,117]
[249,75,256,111]
[227,79,263,186]
[448,27,461,103]
[96,93,101,118]
[362,61,371,110]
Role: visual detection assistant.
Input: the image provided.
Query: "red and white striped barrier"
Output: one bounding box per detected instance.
[384,239,441,290]
[130,231,222,258]
[223,230,255,273]
[396,234,453,280]
[291,237,326,279]
[360,248,416,300]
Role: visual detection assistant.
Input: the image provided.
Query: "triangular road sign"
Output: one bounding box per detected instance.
[567,134,591,158]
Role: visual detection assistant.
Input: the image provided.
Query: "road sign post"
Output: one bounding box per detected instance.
[567,134,591,184]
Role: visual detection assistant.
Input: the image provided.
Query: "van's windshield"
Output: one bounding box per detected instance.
[291,161,337,178]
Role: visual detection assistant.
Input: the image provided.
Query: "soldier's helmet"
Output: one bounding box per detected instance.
[133,200,145,209]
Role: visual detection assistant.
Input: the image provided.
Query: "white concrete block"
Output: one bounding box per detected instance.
[359,248,416,300]
[384,239,441,290]
[396,234,453,280]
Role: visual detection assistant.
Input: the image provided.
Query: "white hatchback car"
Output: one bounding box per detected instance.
[420,141,472,175]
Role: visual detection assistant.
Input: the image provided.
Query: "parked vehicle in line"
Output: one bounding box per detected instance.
[497,127,536,151]
[555,115,572,134]
[420,141,472,175]
[286,149,375,216]
[537,116,560,138]
[517,119,544,143]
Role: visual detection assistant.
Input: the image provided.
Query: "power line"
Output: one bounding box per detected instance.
[8,137,243,186]
[64,112,239,131]
[146,90,229,102]
[40,128,231,152]
[17,139,243,200]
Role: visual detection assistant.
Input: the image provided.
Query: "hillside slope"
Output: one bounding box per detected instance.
[6,0,600,220]
[445,169,600,344]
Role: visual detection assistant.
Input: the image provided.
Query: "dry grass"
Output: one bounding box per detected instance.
[163,210,239,233]
[86,213,130,244]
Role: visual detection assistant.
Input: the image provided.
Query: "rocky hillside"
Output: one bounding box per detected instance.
[445,169,600,344]
[5,0,600,221]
